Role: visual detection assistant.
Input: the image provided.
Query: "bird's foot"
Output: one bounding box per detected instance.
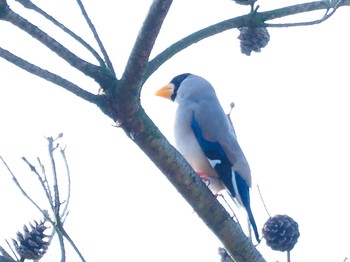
[196,172,211,187]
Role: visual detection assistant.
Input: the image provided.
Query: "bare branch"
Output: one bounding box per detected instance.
[1,1,349,261]
[144,0,350,81]
[0,256,15,262]
[0,244,15,262]
[22,157,55,212]
[37,157,54,211]
[56,227,66,262]
[59,147,71,221]
[75,0,116,75]
[4,240,17,262]
[14,0,107,68]
[0,2,115,87]
[59,226,86,262]
[0,47,99,104]
[257,185,271,218]
[46,137,60,215]
[0,156,51,222]
[115,107,265,262]
[265,0,344,27]
[118,0,173,100]
[144,15,244,82]
[259,0,349,22]
[1,135,83,261]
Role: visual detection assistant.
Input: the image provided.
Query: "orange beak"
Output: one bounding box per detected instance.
[154,83,174,100]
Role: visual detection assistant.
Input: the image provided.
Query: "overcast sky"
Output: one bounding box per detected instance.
[0,1,349,261]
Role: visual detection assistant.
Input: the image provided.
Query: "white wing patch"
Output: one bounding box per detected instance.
[208,159,221,168]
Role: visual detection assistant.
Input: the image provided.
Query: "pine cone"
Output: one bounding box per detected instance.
[232,0,257,6]
[238,27,270,56]
[262,215,300,252]
[13,220,50,260]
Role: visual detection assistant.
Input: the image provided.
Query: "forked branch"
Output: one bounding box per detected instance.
[14,0,107,68]
[0,47,99,104]
[143,0,350,82]
[0,0,115,87]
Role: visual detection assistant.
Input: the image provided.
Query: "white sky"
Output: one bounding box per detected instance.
[0,0,349,261]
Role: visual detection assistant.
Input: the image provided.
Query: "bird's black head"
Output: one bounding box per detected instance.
[170,73,192,101]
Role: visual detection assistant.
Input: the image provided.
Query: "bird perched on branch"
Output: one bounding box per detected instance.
[155,73,260,243]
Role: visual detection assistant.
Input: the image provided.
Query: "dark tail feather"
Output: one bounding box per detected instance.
[246,205,260,243]
[234,172,260,243]
[216,167,260,243]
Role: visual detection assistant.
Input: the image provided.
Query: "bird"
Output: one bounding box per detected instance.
[155,73,260,243]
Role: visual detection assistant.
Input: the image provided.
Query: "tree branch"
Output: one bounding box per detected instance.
[0,156,52,223]
[108,2,350,261]
[59,226,86,262]
[265,0,344,27]
[22,156,55,212]
[113,106,265,262]
[117,0,173,105]
[47,137,61,215]
[75,0,116,76]
[144,16,244,82]
[143,0,350,81]
[259,0,350,22]
[0,244,16,262]
[14,0,107,69]
[2,0,349,260]
[59,146,72,222]
[0,1,115,87]
[0,47,99,104]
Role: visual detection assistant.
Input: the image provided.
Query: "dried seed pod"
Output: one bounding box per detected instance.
[232,0,257,6]
[238,27,270,56]
[262,214,300,252]
[13,220,50,260]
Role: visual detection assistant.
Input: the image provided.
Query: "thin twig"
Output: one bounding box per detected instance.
[59,147,71,221]
[143,15,244,83]
[265,0,341,27]
[287,250,291,262]
[44,226,58,257]
[4,241,16,262]
[0,156,51,222]
[37,157,54,210]
[14,0,106,67]
[143,0,350,82]
[217,193,241,227]
[60,226,86,262]
[0,242,15,261]
[21,157,55,212]
[0,255,16,262]
[75,0,116,76]
[257,185,271,217]
[0,5,115,87]
[47,137,60,216]
[0,47,99,104]
[258,0,349,21]
[55,226,66,262]
[45,137,69,262]
[1,135,80,261]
